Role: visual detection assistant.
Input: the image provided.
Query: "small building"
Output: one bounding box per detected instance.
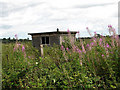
[28,29,77,49]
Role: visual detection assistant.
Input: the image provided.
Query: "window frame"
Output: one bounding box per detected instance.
[41,36,50,45]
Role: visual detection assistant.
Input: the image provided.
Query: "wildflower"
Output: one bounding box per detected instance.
[108,25,112,28]
[86,27,92,37]
[13,47,16,51]
[15,34,17,38]
[62,40,65,42]
[76,48,79,51]
[80,60,82,66]
[66,48,69,51]
[99,38,102,45]
[106,43,109,48]
[86,44,89,47]
[102,54,104,57]
[93,38,96,42]
[94,32,97,34]
[24,53,26,58]
[28,56,31,59]
[89,46,91,50]
[74,46,77,49]
[99,38,102,42]
[22,45,25,52]
[91,42,94,46]
[61,45,64,50]
[78,50,81,53]
[17,43,21,46]
[15,34,18,40]
[82,44,86,53]
[67,29,70,33]
[76,48,81,53]
[36,62,38,65]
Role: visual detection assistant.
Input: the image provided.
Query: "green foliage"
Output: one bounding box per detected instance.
[2,30,120,89]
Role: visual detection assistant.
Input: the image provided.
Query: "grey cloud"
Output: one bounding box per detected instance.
[73,3,114,9]
[0,2,11,17]
[0,25,12,29]
[12,2,45,12]
[0,1,45,17]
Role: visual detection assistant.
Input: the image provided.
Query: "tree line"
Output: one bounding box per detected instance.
[1,37,31,43]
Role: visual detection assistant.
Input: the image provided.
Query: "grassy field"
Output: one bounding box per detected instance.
[2,26,120,89]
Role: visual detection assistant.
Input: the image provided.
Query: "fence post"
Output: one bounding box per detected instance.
[40,45,43,57]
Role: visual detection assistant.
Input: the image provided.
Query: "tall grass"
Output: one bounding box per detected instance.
[2,26,120,89]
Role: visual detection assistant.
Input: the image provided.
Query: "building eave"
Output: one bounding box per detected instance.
[28,31,77,36]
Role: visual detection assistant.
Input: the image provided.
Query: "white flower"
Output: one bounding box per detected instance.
[36,62,38,65]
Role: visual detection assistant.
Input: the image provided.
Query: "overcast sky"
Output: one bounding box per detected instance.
[0,0,119,39]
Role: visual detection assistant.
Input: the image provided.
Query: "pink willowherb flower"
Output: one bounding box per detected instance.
[15,34,17,38]
[108,25,112,28]
[13,47,16,51]
[24,53,26,57]
[86,44,89,47]
[86,27,92,37]
[78,50,82,53]
[17,43,21,47]
[102,54,104,57]
[15,34,18,40]
[91,42,94,46]
[94,32,97,34]
[22,45,25,52]
[76,48,81,53]
[28,56,31,59]
[86,27,88,29]
[99,38,102,45]
[89,46,91,50]
[99,38,102,42]
[66,48,69,51]
[67,29,70,33]
[82,44,86,53]
[99,42,102,45]
[61,45,64,50]
[106,43,110,48]
[80,60,82,66]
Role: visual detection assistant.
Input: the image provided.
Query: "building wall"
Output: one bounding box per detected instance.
[49,34,60,46]
[32,36,40,49]
[32,34,60,48]
[32,34,76,49]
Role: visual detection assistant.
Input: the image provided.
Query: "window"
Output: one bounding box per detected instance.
[42,36,49,44]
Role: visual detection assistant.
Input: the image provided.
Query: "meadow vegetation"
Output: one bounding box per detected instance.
[2,25,120,89]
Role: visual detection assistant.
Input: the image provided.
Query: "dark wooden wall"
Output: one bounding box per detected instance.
[32,34,60,48]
